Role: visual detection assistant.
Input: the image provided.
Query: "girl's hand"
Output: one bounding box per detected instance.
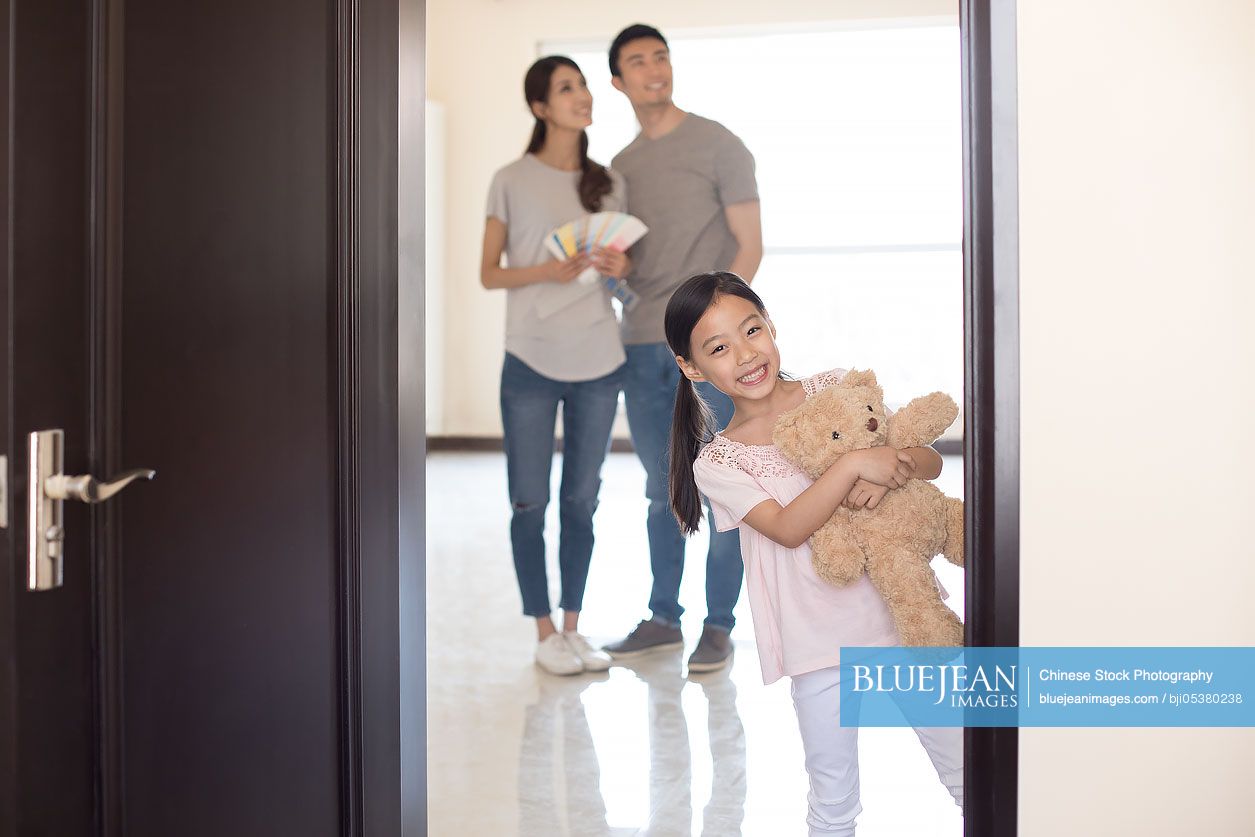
[591,246,630,278]
[850,447,914,488]
[843,478,890,511]
[546,255,590,284]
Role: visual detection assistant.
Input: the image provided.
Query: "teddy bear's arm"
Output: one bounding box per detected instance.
[885,392,959,450]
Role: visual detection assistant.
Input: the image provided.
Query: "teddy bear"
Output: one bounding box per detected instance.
[772,369,965,647]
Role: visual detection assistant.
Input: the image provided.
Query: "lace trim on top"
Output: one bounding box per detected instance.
[697,370,846,479]
[802,369,845,396]
[699,434,801,479]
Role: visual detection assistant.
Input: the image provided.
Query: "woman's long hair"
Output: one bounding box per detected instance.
[664,271,774,536]
[523,56,613,212]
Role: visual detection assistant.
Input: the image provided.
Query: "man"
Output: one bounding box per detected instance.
[602,23,764,674]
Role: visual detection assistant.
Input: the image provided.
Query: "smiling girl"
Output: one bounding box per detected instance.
[480,57,629,676]
[665,271,964,835]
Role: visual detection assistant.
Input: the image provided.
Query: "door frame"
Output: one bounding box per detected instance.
[339,0,429,831]
[336,0,425,833]
[0,0,14,829]
[960,1,1020,835]
[387,2,1022,833]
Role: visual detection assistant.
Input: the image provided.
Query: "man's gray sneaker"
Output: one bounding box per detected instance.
[602,618,684,659]
[687,626,734,673]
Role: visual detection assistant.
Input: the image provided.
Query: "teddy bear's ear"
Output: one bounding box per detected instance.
[771,409,802,454]
[841,368,879,389]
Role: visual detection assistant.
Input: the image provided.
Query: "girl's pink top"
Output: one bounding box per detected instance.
[692,368,950,685]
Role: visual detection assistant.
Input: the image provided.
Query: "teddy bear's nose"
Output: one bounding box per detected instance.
[866,417,878,432]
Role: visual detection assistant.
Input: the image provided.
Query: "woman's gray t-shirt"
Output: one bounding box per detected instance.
[485,153,627,381]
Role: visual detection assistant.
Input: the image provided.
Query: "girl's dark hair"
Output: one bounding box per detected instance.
[524,56,613,213]
[664,271,773,536]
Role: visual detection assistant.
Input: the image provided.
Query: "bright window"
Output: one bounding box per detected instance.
[544,21,963,415]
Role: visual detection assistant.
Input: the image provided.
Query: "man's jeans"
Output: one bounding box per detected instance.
[500,352,624,617]
[623,342,744,632]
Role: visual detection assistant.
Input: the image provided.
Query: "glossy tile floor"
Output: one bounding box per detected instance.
[428,450,966,836]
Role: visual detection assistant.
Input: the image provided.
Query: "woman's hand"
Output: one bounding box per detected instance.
[591,247,630,278]
[545,255,590,284]
[849,447,914,488]
[843,478,890,511]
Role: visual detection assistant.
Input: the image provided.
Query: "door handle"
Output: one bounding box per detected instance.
[27,429,156,591]
[45,468,157,503]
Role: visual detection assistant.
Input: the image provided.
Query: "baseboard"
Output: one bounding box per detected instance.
[426,436,964,457]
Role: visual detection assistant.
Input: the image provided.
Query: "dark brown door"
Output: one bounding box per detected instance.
[1,1,100,833]
[0,1,415,835]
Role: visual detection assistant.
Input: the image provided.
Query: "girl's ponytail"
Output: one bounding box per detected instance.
[669,376,713,536]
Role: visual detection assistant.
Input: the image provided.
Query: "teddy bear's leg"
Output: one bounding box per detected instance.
[941,497,965,568]
[810,519,868,587]
[867,546,964,647]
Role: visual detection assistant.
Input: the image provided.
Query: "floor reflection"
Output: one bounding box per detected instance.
[519,654,748,837]
[519,671,615,835]
[694,669,747,836]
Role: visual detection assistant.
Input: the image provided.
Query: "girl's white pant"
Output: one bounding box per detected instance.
[790,664,964,836]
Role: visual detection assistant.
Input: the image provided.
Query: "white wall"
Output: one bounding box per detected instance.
[426,0,957,437]
[424,101,445,435]
[1016,1,1255,834]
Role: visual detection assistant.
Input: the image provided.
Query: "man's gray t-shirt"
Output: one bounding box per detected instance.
[611,114,758,345]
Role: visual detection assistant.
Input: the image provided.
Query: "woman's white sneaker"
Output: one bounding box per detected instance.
[563,631,612,672]
[535,632,583,676]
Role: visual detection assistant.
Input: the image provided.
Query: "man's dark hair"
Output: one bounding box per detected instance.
[608,24,668,77]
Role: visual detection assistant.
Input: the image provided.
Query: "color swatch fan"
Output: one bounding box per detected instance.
[544,211,648,285]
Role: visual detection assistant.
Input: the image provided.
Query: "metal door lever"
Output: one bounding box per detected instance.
[45,468,157,503]
[27,429,156,591]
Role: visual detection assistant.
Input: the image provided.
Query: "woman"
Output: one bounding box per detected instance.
[480,56,630,675]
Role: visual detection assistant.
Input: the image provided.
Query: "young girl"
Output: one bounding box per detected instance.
[480,56,630,676]
[664,271,963,835]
